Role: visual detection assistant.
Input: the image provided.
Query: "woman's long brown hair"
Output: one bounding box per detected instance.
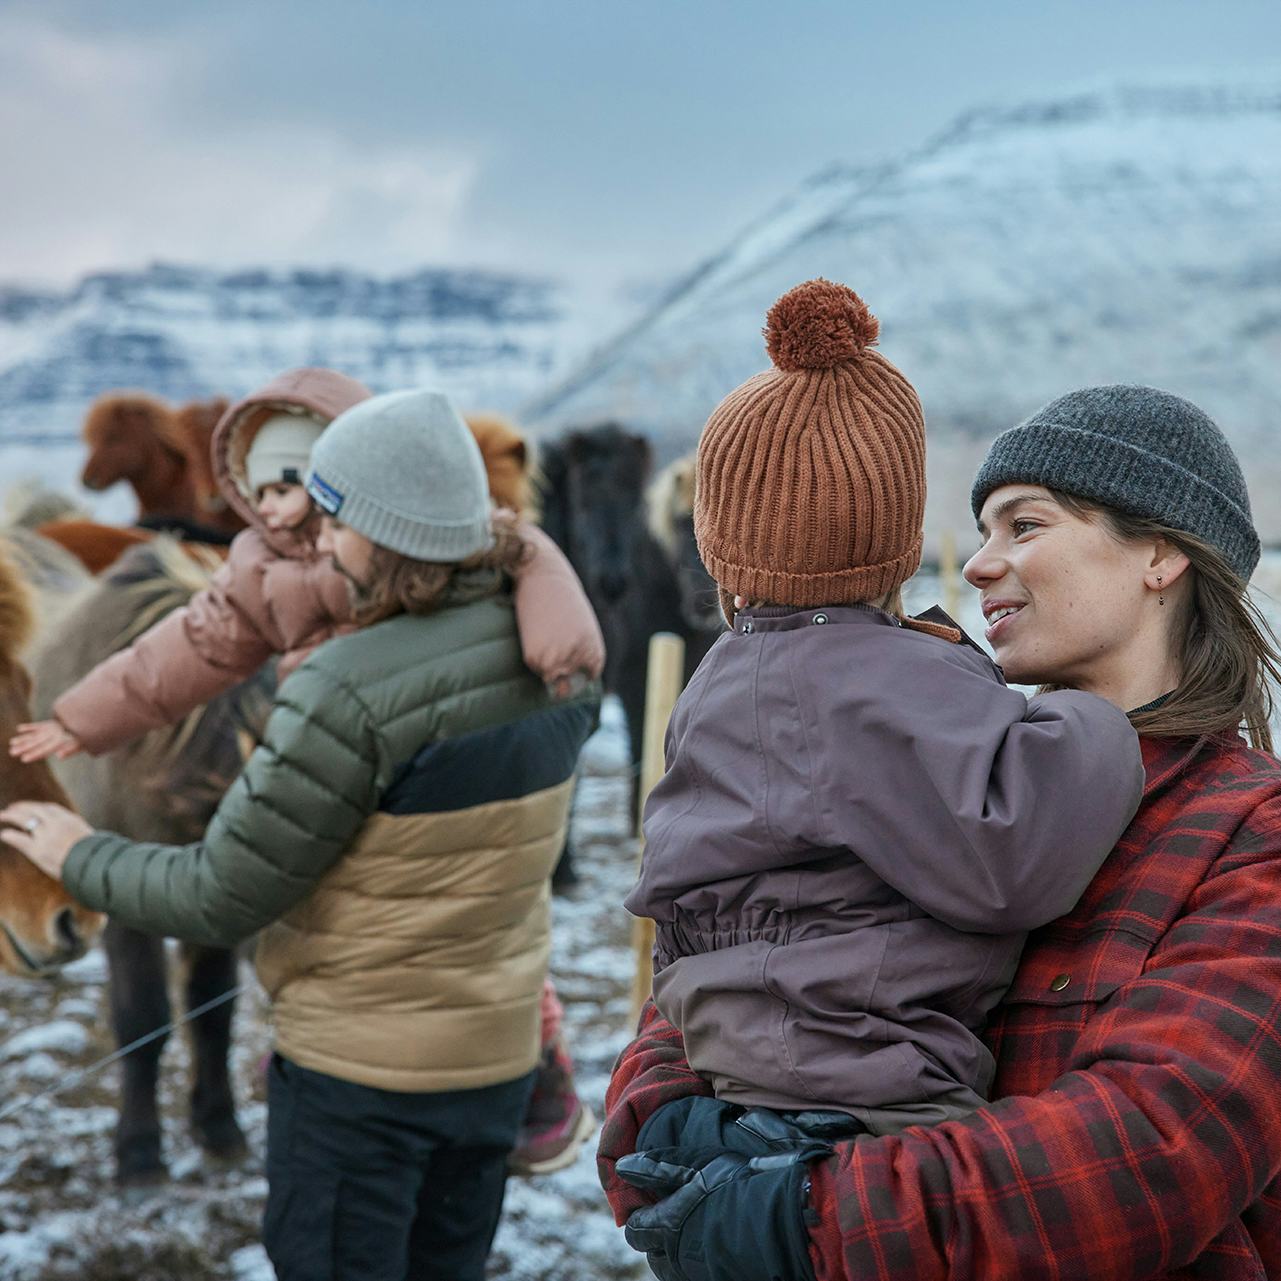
[1052,492,1281,751]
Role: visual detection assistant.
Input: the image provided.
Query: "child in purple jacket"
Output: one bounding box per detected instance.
[626,279,1145,1132]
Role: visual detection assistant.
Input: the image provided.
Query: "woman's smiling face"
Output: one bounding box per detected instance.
[963,484,1165,692]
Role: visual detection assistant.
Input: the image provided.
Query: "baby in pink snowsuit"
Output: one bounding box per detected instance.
[11,365,605,1173]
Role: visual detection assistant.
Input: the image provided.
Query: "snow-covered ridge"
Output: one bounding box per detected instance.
[525,79,1281,548]
[0,261,613,449]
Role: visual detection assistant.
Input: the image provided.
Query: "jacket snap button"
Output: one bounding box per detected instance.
[1049,973,1071,992]
[742,621,753,634]
[812,613,828,625]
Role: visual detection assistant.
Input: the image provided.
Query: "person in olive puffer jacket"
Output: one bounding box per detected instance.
[4,388,601,1281]
[10,366,605,1178]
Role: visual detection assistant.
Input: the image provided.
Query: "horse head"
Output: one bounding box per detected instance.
[539,424,653,608]
[646,452,721,634]
[81,393,197,520]
[0,545,103,975]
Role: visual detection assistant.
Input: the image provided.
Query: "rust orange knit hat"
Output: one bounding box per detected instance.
[695,278,925,613]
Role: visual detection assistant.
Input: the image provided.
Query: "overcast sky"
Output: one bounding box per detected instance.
[2,0,1277,294]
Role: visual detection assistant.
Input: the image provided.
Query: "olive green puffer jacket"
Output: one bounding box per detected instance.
[64,597,598,1091]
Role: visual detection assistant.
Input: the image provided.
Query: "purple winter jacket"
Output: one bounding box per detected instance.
[626,603,1145,1124]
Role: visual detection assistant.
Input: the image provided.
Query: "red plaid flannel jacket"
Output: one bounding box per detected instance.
[599,735,1281,1279]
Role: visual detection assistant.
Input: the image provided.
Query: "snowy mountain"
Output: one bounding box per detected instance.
[0,262,618,519]
[524,82,1281,549]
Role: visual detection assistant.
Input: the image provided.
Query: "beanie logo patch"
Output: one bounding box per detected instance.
[306,472,344,516]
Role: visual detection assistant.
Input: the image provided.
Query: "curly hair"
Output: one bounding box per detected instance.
[346,520,528,626]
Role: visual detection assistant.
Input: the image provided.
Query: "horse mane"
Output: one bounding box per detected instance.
[465,411,532,515]
[0,542,34,662]
[175,397,236,528]
[1,480,88,530]
[83,392,189,458]
[645,452,697,558]
[531,435,569,549]
[0,529,94,659]
[31,538,273,837]
[102,539,225,649]
[533,421,654,553]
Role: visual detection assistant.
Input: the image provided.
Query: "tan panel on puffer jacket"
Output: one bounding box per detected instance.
[255,777,574,1093]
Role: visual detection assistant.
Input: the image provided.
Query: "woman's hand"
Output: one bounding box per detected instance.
[9,720,84,763]
[0,802,94,881]
[618,1138,831,1281]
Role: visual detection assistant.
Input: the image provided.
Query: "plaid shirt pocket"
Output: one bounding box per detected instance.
[991,924,1160,1097]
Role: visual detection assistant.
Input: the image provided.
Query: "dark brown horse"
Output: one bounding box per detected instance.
[537,426,720,811]
[80,392,242,540]
[0,541,103,974]
[29,537,272,1186]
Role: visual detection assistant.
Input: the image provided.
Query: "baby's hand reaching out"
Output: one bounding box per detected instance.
[9,720,84,764]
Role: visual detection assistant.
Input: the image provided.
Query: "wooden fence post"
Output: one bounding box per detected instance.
[629,632,685,1026]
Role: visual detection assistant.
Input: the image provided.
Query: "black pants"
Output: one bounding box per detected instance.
[264,1054,536,1281]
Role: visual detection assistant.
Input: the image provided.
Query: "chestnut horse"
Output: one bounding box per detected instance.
[29,537,273,1186]
[0,541,103,975]
[80,392,242,539]
[466,411,533,515]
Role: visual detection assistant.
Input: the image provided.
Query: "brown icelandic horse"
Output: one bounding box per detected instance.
[0,541,103,975]
[466,411,534,516]
[80,392,242,541]
[537,426,721,814]
[29,537,273,1186]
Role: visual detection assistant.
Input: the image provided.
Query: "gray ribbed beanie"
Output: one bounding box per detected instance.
[306,389,493,561]
[971,385,1260,581]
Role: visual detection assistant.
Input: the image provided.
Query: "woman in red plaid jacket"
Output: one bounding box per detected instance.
[599,384,1281,1281]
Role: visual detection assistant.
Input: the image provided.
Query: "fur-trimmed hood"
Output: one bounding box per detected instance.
[212,368,372,557]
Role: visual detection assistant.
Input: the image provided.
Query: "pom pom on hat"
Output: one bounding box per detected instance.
[764,278,879,372]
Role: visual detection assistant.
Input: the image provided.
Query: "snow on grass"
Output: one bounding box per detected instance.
[1,1020,91,1060]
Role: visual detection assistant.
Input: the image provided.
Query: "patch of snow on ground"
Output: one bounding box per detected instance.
[1,1020,90,1060]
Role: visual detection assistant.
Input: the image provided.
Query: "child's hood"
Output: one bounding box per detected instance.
[213,368,372,556]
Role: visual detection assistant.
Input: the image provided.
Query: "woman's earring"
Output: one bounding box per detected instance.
[1157,575,1164,606]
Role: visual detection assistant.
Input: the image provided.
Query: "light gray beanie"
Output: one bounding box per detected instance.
[971,384,1260,582]
[306,388,494,561]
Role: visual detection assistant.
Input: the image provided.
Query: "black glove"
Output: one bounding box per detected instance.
[616,1141,830,1281]
[639,1096,864,1156]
